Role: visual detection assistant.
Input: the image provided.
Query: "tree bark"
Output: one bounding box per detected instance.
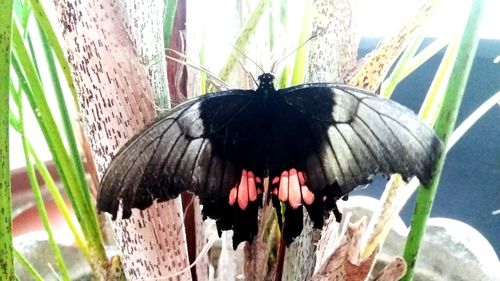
[52,0,191,279]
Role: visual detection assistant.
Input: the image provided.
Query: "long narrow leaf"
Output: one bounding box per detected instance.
[401,0,484,279]
[11,21,82,222]
[14,249,43,281]
[447,91,500,149]
[28,0,80,110]
[418,34,461,125]
[399,37,449,83]
[218,0,271,82]
[381,37,448,99]
[18,78,72,281]
[10,21,106,264]
[13,249,44,281]
[381,33,425,98]
[37,22,95,251]
[163,0,178,48]
[9,108,89,259]
[0,0,15,279]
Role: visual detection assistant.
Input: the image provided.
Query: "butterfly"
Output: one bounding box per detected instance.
[97,73,442,247]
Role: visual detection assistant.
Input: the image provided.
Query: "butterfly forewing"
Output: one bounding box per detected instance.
[277,84,441,195]
[97,91,255,219]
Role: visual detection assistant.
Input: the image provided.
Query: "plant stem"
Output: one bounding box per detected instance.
[8,106,90,260]
[13,249,44,281]
[28,0,80,109]
[274,225,287,281]
[401,0,484,279]
[11,20,107,266]
[0,0,14,279]
[18,68,72,281]
[163,0,178,48]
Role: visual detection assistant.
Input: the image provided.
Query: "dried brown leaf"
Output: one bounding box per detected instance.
[309,218,378,281]
[347,0,441,90]
[372,257,407,281]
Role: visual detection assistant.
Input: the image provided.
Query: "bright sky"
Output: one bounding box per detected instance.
[357,0,499,39]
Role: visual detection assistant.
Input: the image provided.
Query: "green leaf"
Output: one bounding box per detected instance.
[28,0,80,111]
[11,21,106,266]
[163,0,178,48]
[13,249,44,281]
[18,74,72,281]
[0,0,15,279]
[401,0,485,280]
[10,108,90,260]
[218,0,271,82]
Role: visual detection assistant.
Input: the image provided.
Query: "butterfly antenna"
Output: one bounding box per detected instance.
[234,55,259,87]
[165,48,232,89]
[228,42,266,74]
[271,34,317,74]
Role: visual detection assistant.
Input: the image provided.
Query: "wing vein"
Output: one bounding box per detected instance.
[362,98,429,151]
[349,121,382,169]
[334,125,363,179]
[354,110,398,172]
[324,127,347,186]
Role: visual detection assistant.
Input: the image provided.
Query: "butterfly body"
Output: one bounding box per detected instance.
[97,73,442,246]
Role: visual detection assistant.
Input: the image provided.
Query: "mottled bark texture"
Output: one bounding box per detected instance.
[118,0,171,109]
[306,0,358,84]
[52,0,192,280]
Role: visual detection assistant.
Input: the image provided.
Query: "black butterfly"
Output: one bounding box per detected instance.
[97,73,442,247]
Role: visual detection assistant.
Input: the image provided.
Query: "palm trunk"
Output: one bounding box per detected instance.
[52,0,192,279]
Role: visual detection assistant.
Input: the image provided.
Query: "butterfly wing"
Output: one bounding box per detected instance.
[277,83,441,193]
[275,83,441,191]
[270,84,442,241]
[97,90,256,220]
[98,81,443,246]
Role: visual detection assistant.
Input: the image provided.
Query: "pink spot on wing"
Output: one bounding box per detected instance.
[237,170,249,210]
[271,169,316,207]
[247,171,257,202]
[297,171,306,185]
[272,176,280,185]
[278,171,289,202]
[255,176,262,184]
[288,169,302,209]
[301,185,315,205]
[229,186,237,206]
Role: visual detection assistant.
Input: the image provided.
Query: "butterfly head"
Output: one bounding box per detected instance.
[257,73,276,93]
